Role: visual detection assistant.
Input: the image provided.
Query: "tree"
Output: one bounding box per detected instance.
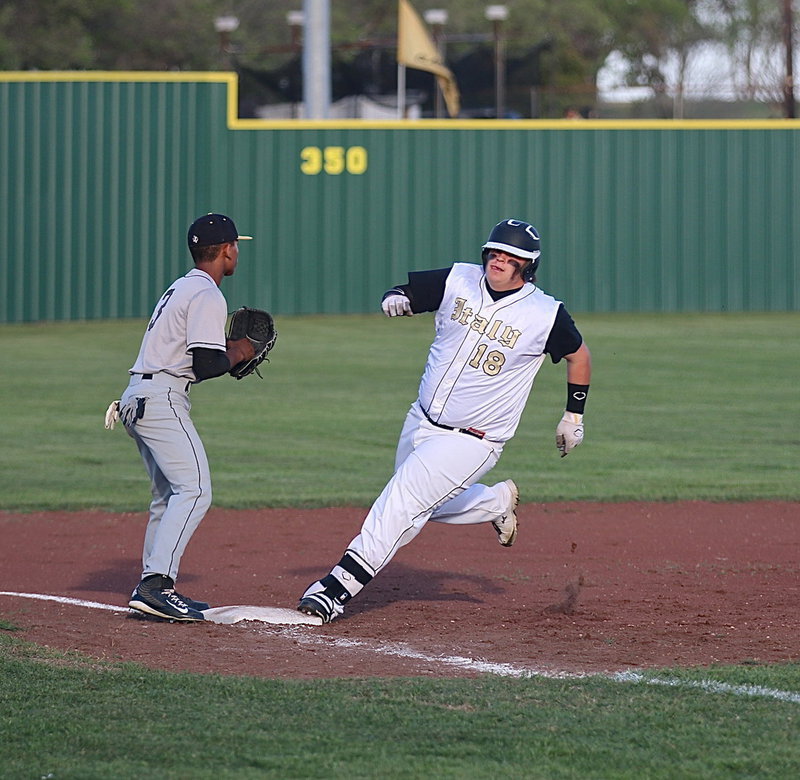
[0,0,99,69]
[704,0,787,102]
[602,1,707,88]
[0,0,219,70]
[0,0,792,117]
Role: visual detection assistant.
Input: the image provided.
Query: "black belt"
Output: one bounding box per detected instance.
[137,373,191,392]
[420,405,486,440]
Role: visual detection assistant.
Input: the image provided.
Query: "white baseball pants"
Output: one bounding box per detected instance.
[345,403,509,579]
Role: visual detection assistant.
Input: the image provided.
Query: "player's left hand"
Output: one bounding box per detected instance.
[556,412,584,457]
[226,307,277,380]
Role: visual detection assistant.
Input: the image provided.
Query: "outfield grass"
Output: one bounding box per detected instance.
[1,312,798,778]
[0,312,798,511]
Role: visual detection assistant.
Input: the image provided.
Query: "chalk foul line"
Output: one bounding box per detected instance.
[2,591,798,705]
[0,591,129,613]
[612,670,800,704]
[285,631,800,704]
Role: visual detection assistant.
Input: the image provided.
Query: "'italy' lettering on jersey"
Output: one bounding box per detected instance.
[451,297,522,348]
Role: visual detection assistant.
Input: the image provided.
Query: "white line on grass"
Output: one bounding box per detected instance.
[305,634,576,678]
[0,591,129,613]
[2,591,799,704]
[283,632,800,704]
[613,670,800,704]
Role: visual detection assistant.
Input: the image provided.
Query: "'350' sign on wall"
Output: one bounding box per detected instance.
[300,146,368,175]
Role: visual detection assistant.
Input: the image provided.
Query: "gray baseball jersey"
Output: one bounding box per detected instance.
[130,268,227,382]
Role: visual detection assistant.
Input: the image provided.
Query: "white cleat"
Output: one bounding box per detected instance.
[492,479,519,547]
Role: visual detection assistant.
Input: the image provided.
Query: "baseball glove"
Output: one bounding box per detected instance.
[227,307,277,380]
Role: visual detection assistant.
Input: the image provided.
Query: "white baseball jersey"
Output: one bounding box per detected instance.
[419,262,561,442]
[129,268,228,381]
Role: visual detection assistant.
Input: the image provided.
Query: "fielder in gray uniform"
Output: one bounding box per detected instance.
[298,218,592,623]
[121,213,255,622]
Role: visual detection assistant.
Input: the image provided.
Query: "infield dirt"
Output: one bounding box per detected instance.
[1,501,797,678]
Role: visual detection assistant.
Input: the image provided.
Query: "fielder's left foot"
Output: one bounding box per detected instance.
[128,575,205,622]
[129,579,210,612]
[492,479,519,547]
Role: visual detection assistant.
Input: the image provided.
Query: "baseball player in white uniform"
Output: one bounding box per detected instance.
[121,214,255,622]
[298,219,592,623]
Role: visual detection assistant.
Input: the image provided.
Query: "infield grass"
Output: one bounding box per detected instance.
[1,631,798,779]
[0,312,798,511]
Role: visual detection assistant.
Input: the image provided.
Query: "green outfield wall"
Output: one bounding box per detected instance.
[1,72,798,322]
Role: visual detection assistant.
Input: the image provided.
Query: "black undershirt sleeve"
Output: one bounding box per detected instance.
[192,347,231,381]
[384,267,451,313]
[544,304,583,363]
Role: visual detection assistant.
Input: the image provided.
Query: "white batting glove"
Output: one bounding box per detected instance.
[381,294,412,317]
[556,411,584,457]
[104,400,120,430]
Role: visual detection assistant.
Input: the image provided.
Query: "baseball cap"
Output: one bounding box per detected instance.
[187,213,253,248]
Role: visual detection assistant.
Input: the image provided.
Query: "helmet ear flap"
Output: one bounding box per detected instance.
[522,257,540,283]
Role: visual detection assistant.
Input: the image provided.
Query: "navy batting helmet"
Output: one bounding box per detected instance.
[481,219,541,282]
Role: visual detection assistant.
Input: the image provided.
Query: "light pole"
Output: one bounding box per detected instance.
[423,9,448,119]
[213,15,240,70]
[485,5,508,119]
[302,0,331,120]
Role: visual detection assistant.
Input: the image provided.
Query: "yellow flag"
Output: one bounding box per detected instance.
[397,0,460,117]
